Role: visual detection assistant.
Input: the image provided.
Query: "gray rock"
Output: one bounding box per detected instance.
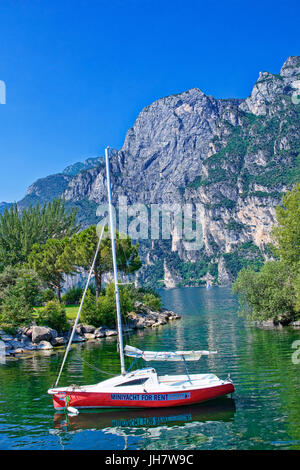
[9,339,25,350]
[84,333,96,340]
[105,329,118,336]
[94,327,107,338]
[36,340,53,350]
[32,326,57,343]
[81,325,95,334]
[72,334,86,343]
[23,341,37,350]
[51,336,67,346]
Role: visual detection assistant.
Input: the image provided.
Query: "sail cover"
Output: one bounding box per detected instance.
[124,345,217,362]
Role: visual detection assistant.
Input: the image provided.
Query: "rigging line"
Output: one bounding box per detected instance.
[54,225,105,388]
[80,356,118,376]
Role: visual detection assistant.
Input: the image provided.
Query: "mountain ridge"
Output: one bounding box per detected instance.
[3,56,300,287]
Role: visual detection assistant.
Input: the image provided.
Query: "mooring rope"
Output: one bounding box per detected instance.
[54,225,105,388]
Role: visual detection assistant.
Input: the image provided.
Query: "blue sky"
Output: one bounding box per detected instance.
[0,0,299,202]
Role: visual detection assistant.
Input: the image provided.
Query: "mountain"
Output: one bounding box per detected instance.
[8,56,300,287]
[0,202,12,215]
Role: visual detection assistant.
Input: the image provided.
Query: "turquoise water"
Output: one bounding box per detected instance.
[0,286,300,450]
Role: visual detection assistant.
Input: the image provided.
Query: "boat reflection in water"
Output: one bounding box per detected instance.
[52,397,236,449]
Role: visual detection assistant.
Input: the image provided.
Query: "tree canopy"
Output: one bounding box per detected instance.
[71,225,141,298]
[28,237,78,302]
[0,198,79,269]
[233,184,300,323]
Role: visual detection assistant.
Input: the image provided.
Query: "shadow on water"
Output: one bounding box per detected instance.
[53,397,236,432]
[51,397,236,450]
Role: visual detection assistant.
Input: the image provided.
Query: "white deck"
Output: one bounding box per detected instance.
[48,368,230,395]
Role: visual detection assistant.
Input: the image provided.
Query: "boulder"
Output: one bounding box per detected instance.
[32,326,57,343]
[64,330,86,342]
[135,321,146,329]
[22,341,37,350]
[84,333,96,340]
[9,339,25,350]
[36,340,53,350]
[105,329,118,336]
[81,325,95,334]
[72,334,86,343]
[51,336,67,346]
[94,327,107,338]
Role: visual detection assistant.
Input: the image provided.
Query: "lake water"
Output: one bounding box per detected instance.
[0,287,300,450]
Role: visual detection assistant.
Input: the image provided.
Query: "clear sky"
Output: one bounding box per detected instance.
[0,0,299,202]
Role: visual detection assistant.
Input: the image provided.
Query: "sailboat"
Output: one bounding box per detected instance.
[48,147,234,411]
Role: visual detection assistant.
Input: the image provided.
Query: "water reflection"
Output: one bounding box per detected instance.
[52,398,236,450]
[2,287,300,450]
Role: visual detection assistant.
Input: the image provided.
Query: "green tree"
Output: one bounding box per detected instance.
[28,237,77,302]
[81,289,98,326]
[38,299,69,332]
[272,183,300,267]
[233,262,297,323]
[0,198,79,269]
[0,266,41,327]
[96,283,133,328]
[233,185,300,323]
[71,225,141,299]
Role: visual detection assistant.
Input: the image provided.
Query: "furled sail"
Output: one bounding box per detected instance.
[124,345,217,362]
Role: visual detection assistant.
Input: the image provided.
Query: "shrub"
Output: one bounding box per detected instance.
[233,262,297,323]
[38,300,69,332]
[0,267,41,328]
[0,290,33,327]
[41,289,56,303]
[61,286,84,305]
[142,293,162,311]
[81,289,98,326]
[97,284,133,328]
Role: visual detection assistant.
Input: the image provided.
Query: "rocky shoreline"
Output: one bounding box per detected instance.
[0,303,181,358]
[251,319,300,329]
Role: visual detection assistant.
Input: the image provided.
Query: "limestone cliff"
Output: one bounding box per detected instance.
[15,57,300,287]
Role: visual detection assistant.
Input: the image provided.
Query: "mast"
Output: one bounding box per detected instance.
[105,146,126,375]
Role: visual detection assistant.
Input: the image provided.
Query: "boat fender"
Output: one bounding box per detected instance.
[67,406,79,415]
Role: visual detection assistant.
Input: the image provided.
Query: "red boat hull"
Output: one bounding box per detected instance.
[52,382,234,410]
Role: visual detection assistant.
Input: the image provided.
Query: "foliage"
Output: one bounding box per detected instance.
[0,266,41,327]
[80,283,162,328]
[41,289,56,303]
[97,283,134,328]
[81,289,98,326]
[38,300,69,332]
[61,286,84,305]
[28,237,78,302]
[233,262,297,323]
[224,242,264,279]
[141,293,162,311]
[272,183,300,266]
[233,186,300,322]
[0,198,78,269]
[225,220,246,231]
[71,225,141,298]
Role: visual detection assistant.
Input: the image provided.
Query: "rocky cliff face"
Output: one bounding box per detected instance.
[15,56,300,287]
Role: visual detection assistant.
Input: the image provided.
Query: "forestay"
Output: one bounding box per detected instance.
[124,345,217,362]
